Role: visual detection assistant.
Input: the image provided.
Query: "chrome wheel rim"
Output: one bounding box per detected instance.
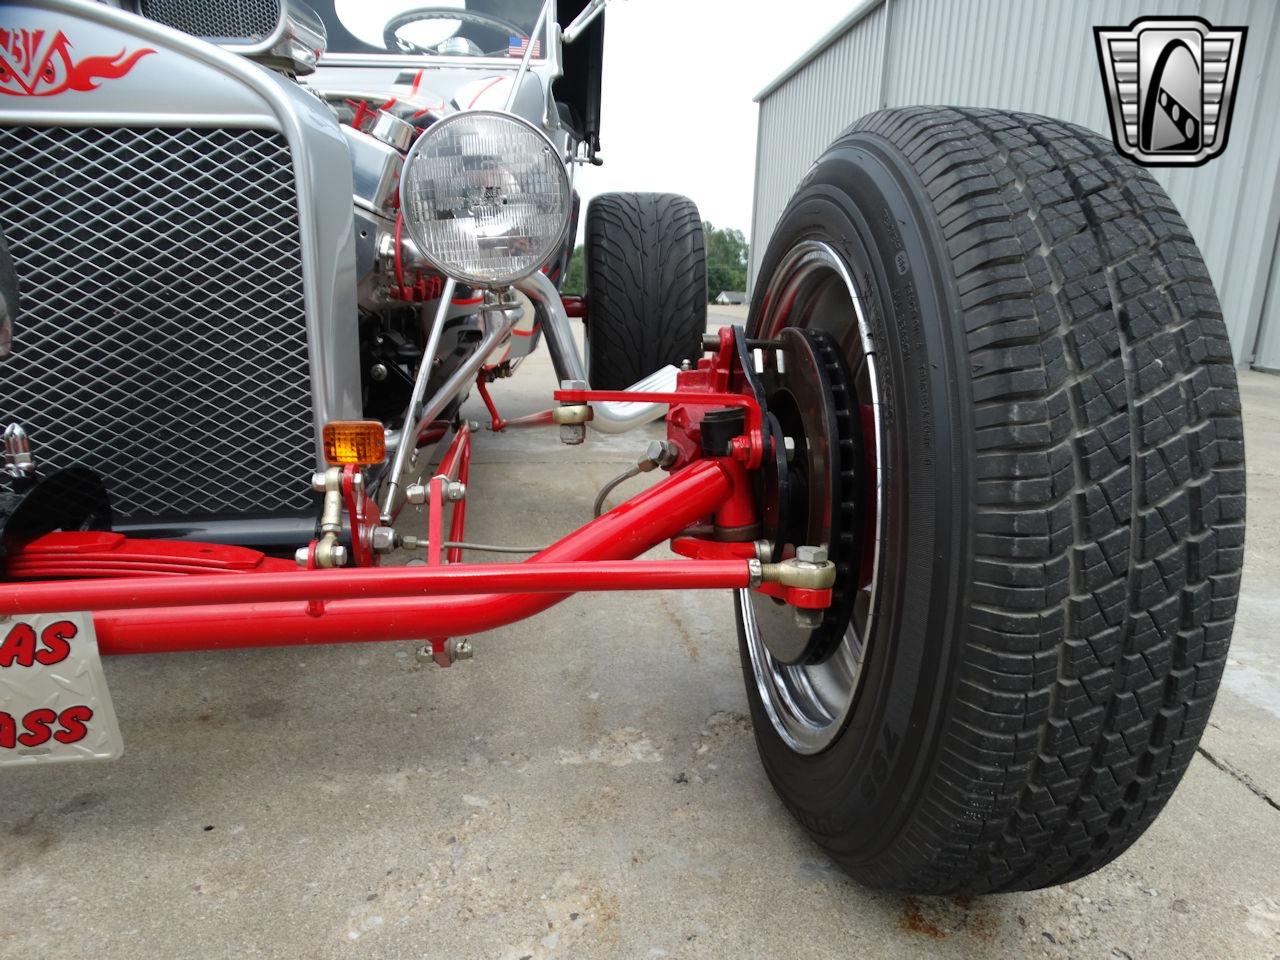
[741,240,885,755]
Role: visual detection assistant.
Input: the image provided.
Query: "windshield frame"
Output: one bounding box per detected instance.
[318,0,559,70]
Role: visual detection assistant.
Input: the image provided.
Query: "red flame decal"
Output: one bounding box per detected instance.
[0,28,154,97]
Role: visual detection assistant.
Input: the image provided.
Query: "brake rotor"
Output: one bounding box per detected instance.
[750,327,862,665]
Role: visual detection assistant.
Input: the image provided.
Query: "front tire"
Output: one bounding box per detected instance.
[741,106,1245,894]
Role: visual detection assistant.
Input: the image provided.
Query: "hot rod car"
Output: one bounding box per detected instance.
[0,0,1246,896]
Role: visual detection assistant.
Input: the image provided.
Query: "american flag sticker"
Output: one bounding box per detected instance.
[508,36,542,57]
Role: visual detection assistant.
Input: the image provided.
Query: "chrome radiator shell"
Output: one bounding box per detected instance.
[0,0,360,527]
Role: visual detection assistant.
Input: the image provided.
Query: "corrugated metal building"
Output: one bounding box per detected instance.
[750,0,1280,370]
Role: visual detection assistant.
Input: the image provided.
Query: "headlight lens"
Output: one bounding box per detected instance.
[399,111,572,286]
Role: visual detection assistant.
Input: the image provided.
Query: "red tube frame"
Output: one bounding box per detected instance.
[0,326,823,658]
[0,558,753,616]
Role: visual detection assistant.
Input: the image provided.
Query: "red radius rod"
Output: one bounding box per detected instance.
[10,458,744,656]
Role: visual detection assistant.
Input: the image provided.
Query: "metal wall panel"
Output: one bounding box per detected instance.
[749,1,886,287]
[752,0,1280,367]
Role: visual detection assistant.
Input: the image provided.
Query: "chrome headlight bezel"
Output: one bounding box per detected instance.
[398,110,573,288]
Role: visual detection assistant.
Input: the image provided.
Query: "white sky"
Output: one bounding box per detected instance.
[572,0,855,242]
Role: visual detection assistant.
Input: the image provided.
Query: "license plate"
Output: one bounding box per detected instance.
[0,612,123,766]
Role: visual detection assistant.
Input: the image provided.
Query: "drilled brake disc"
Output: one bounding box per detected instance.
[750,327,862,665]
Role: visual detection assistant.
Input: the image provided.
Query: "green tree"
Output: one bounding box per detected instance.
[562,244,586,296]
[703,221,749,302]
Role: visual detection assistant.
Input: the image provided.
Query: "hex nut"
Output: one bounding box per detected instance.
[794,607,824,629]
[445,481,466,502]
[796,544,828,565]
[405,483,428,505]
[371,526,396,553]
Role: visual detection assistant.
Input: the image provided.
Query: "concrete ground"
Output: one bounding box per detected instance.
[2,306,1279,959]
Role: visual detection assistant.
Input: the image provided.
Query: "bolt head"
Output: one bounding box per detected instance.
[310,471,329,494]
[467,420,481,432]
[330,544,349,567]
[796,545,828,565]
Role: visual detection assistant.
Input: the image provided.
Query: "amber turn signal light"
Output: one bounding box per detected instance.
[322,420,386,466]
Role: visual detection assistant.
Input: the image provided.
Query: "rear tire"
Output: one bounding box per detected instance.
[740,106,1245,894]
[584,192,706,389]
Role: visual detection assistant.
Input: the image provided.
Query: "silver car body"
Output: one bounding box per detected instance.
[0,0,572,535]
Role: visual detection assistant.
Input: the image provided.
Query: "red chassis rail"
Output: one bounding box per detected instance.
[1,328,829,657]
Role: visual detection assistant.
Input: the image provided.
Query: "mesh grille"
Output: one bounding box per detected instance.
[139,0,280,41]
[0,127,315,522]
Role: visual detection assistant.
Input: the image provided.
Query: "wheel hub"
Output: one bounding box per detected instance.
[750,327,862,665]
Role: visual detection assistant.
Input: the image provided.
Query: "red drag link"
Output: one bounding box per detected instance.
[61,458,739,655]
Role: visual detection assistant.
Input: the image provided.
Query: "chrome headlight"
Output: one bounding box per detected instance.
[399,111,572,287]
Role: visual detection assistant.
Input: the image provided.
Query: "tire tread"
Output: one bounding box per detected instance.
[585,192,706,389]
[842,106,1244,892]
